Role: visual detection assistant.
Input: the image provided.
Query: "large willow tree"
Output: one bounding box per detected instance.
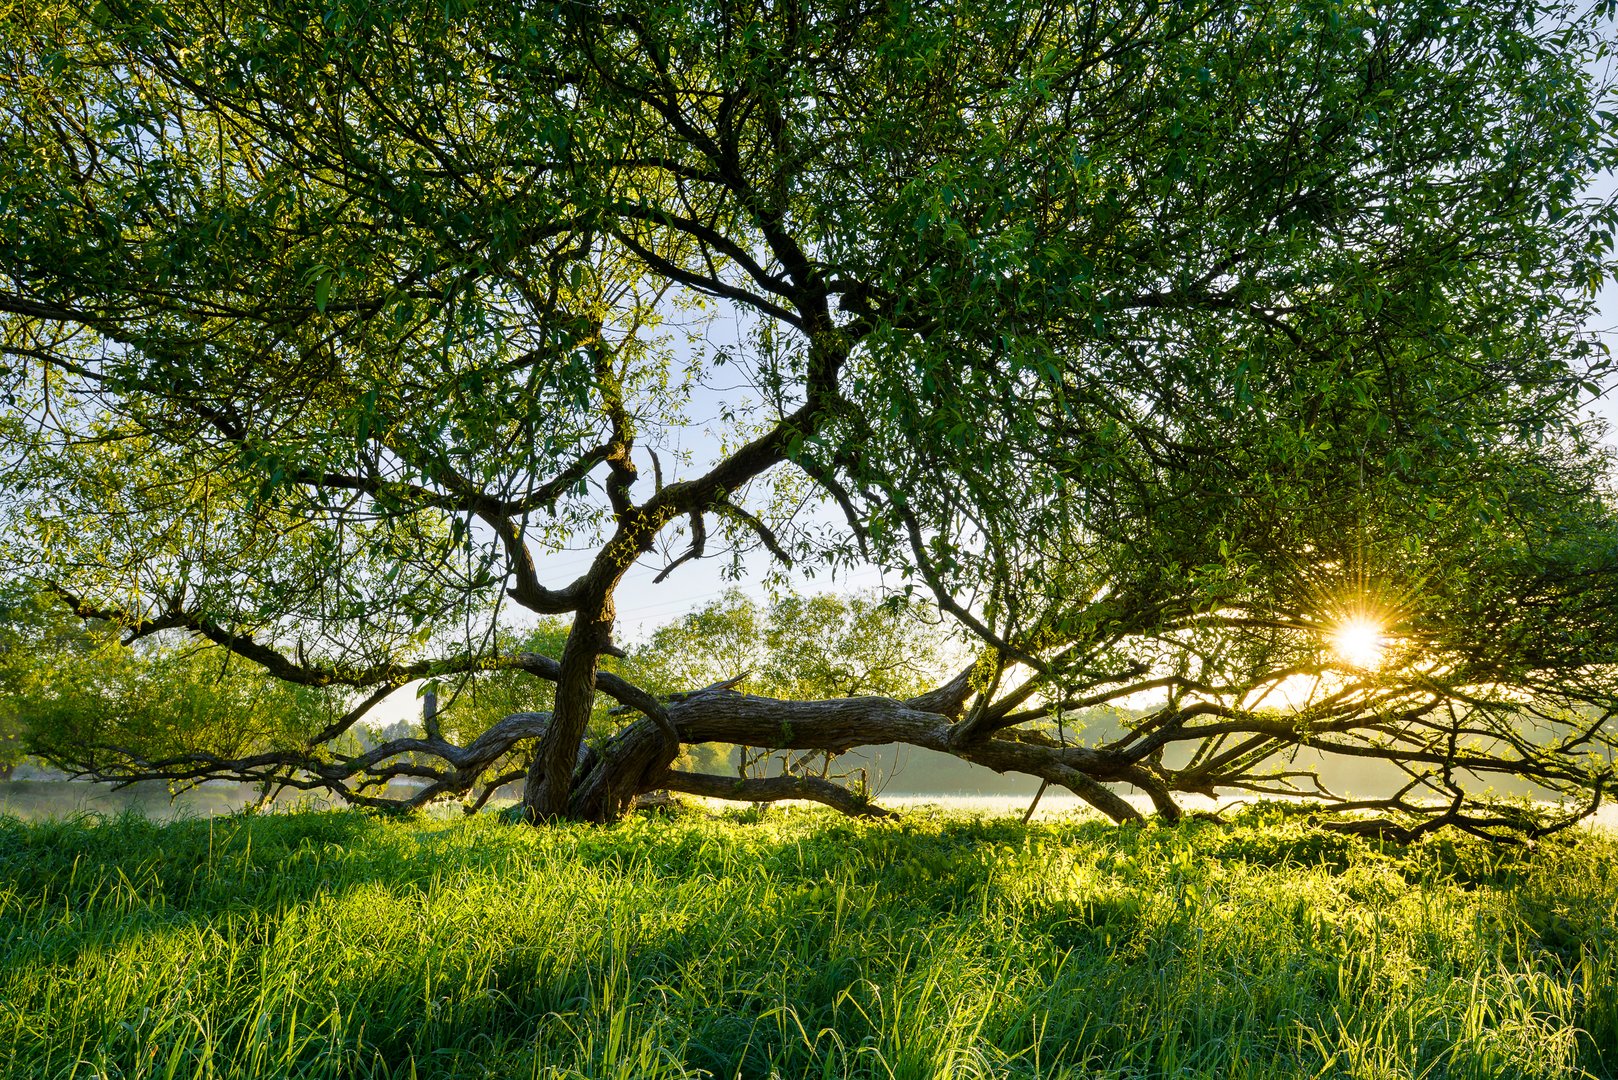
[2,0,1616,837]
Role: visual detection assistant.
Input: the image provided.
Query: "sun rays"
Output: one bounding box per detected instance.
[1330,614,1387,670]
[1289,543,1424,677]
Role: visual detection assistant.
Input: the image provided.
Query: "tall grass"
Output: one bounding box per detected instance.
[0,805,1613,1079]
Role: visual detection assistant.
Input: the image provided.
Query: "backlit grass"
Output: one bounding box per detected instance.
[0,805,1614,1079]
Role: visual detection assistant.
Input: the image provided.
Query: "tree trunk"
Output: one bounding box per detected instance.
[521,598,616,821]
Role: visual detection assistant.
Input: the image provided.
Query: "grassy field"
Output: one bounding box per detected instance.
[0,806,1614,1080]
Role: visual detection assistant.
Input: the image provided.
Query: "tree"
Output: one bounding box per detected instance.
[622,589,949,705]
[0,583,348,792]
[618,588,953,806]
[0,587,52,780]
[1,0,1616,838]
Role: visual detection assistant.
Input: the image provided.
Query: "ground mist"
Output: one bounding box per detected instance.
[0,806,1614,1079]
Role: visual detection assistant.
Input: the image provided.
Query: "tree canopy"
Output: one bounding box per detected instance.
[2,0,1616,838]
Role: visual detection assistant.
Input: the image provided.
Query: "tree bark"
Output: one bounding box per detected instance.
[662,769,895,818]
[522,597,616,821]
[549,681,1151,825]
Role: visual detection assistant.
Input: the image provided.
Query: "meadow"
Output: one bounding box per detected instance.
[0,804,1614,1080]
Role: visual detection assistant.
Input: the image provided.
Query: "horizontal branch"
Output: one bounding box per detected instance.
[661,769,894,818]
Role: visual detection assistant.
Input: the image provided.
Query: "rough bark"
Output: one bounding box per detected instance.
[663,769,895,818]
[539,676,1150,825]
[523,599,617,821]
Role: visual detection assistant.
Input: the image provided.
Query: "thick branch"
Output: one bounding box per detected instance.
[661,769,895,818]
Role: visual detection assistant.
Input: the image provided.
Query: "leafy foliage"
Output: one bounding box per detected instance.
[0,0,1615,830]
[0,585,345,777]
[616,587,956,777]
[619,588,952,702]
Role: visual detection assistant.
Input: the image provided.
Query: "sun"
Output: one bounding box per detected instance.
[1330,616,1386,670]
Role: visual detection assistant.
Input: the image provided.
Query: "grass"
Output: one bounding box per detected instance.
[0,805,1614,1079]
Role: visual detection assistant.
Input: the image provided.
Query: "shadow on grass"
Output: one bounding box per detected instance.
[1,806,1615,1079]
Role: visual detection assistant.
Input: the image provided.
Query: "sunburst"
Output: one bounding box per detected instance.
[1289,544,1422,676]
[1330,614,1387,669]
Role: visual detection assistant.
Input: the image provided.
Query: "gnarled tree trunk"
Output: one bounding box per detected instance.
[553,673,1149,826]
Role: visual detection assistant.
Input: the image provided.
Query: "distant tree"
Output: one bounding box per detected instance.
[0,592,35,786]
[623,589,948,703]
[618,589,952,795]
[0,586,128,781]
[0,584,350,795]
[0,723,17,782]
[2,0,1616,838]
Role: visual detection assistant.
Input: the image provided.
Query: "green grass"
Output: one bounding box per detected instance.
[0,805,1614,1079]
